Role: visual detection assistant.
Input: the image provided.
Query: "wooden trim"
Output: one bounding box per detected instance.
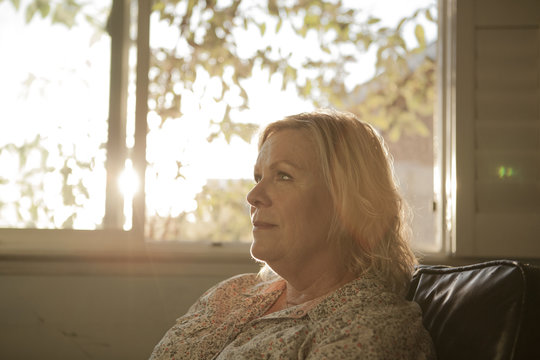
[454,0,476,255]
[104,0,130,229]
[132,0,151,238]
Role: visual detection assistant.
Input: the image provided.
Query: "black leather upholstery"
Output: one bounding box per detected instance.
[406,260,540,360]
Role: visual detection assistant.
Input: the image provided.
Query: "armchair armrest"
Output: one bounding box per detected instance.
[406,260,540,360]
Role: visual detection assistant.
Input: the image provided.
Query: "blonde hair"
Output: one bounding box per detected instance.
[257,109,417,295]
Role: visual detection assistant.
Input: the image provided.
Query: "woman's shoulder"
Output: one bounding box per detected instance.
[335,274,423,320]
[308,274,427,339]
[307,275,434,358]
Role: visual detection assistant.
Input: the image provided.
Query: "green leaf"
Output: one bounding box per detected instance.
[62,184,76,206]
[375,46,386,67]
[259,22,266,36]
[152,1,165,12]
[415,24,426,48]
[62,213,75,228]
[186,0,196,14]
[11,0,21,10]
[393,34,407,50]
[37,0,50,18]
[268,0,278,15]
[303,78,312,96]
[25,2,37,23]
[388,124,401,142]
[367,17,380,25]
[51,3,77,28]
[304,13,318,27]
[396,17,407,31]
[425,8,435,22]
[29,203,38,221]
[299,25,307,37]
[276,17,282,32]
[234,123,259,143]
[362,36,373,50]
[78,181,90,198]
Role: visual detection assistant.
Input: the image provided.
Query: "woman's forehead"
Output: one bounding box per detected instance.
[256,129,318,168]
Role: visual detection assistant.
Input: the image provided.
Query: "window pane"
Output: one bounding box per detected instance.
[144,0,438,251]
[0,1,112,229]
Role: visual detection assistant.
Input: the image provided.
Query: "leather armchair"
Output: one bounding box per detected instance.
[406,260,540,360]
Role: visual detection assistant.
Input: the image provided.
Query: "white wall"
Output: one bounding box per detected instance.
[0,259,259,360]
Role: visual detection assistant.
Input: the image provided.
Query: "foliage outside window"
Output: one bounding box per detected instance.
[0,0,111,229]
[0,0,437,250]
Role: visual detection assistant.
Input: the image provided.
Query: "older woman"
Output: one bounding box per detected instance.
[149,110,435,359]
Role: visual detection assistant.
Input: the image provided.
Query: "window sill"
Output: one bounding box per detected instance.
[0,228,258,276]
[0,228,249,257]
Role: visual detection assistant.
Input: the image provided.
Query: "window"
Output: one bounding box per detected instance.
[0,0,112,230]
[0,0,439,256]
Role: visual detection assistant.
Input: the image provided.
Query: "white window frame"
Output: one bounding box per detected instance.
[0,0,461,265]
[432,0,457,261]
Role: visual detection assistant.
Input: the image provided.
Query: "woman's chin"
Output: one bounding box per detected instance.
[249,242,264,262]
[250,241,277,263]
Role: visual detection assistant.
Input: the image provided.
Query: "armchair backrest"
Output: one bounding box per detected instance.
[406,260,540,360]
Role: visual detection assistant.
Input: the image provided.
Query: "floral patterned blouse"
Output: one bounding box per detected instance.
[149,273,436,359]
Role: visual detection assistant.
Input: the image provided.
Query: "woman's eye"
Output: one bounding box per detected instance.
[278,172,292,180]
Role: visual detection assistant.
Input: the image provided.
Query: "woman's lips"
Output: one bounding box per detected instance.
[252,221,277,230]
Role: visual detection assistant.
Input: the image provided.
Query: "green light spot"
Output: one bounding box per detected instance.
[497,166,516,179]
[498,166,505,179]
[507,167,514,177]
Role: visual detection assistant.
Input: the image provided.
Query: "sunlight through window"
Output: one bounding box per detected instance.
[0,0,438,252]
[142,0,438,249]
[0,0,111,230]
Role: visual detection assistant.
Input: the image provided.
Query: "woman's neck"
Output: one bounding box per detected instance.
[262,267,358,316]
[284,268,357,306]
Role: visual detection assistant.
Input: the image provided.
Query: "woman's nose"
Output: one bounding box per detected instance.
[246,180,271,208]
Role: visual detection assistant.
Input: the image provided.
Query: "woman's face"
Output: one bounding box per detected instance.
[247,128,336,273]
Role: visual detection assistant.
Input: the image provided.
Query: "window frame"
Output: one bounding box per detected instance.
[0,0,452,264]
[434,0,457,258]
